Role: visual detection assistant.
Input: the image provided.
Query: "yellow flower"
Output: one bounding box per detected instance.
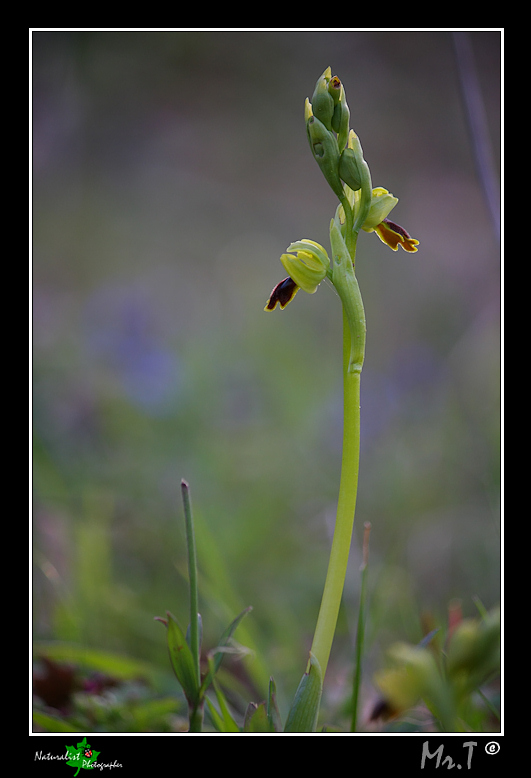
[352,186,420,253]
[265,239,329,311]
[280,239,329,293]
[362,186,398,228]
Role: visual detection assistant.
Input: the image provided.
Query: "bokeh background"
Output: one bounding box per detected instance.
[32,30,501,724]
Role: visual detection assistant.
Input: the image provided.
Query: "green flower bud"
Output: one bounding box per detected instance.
[310,67,335,131]
[328,75,342,107]
[339,147,363,191]
[280,239,329,294]
[339,130,373,231]
[329,76,350,150]
[306,114,344,200]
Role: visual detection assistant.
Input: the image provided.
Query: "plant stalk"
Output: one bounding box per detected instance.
[310,288,364,679]
[181,479,203,731]
[350,521,371,731]
[181,480,200,683]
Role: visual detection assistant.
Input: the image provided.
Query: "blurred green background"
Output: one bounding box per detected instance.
[32,30,500,720]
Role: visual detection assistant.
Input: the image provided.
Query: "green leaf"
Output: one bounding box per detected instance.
[284,652,323,733]
[205,675,241,732]
[213,606,253,674]
[33,642,160,684]
[165,611,200,706]
[243,701,274,732]
[199,606,253,696]
[205,696,227,732]
[267,677,282,732]
[33,710,79,732]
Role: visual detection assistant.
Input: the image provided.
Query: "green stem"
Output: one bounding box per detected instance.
[181,480,201,689]
[188,702,205,733]
[181,480,204,732]
[340,192,355,258]
[350,521,371,732]
[310,258,365,678]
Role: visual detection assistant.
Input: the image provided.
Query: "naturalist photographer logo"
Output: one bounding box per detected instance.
[34,737,122,774]
[65,737,100,775]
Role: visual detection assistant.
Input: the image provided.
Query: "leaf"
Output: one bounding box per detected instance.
[212,606,253,675]
[284,652,323,733]
[267,677,282,732]
[33,710,78,732]
[205,675,241,733]
[205,696,227,732]
[199,606,253,696]
[243,701,274,732]
[165,611,200,706]
[34,641,160,684]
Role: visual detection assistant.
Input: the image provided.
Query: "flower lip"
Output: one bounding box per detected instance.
[375,218,420,253]
[264,276,299,311]
[382,219,411,240]
[329,75,341,93]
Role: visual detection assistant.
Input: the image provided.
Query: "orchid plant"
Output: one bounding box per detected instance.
[264,67,418,728]
[159,68,420,733]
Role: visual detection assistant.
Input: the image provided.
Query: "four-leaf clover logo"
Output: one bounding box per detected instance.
[65,737,100,776]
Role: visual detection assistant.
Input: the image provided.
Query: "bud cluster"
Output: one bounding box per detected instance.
[265,68,419,314]
[305,67,367,206]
